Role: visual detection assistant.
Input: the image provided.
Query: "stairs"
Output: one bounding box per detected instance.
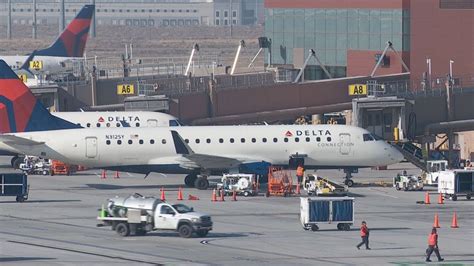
[391,141,427,171]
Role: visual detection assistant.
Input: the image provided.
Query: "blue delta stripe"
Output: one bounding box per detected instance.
[76,4,95,19]
[24,102,82,132]
[0,60,20,79]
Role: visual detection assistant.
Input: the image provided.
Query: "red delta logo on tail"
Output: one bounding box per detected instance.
[0,60,81,133]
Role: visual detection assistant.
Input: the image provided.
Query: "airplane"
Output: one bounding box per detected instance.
[0,60,404,188]
[1,5,94,76]
[4,111,182,168]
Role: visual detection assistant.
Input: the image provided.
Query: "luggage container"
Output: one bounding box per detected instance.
[0,173,29,202]
[438,170,473,201]
[300,197,354,231]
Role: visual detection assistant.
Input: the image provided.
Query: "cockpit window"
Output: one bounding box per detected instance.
[169,120,182,127]
[363,133,375,141]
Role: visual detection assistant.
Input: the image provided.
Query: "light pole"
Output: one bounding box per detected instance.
[426,58,431,89]
[449,59,454,82]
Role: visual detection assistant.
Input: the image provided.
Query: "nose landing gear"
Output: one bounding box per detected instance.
[343,169,356,187]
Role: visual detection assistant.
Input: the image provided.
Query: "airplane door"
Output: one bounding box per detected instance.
[147,119,158,127]
[339,133,351,155]
[85,137,98,158]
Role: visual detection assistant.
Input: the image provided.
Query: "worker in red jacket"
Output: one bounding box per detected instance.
[356,221,370,250]
[426,227,444,262]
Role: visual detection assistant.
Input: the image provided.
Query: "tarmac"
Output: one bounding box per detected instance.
[0,158,473,265]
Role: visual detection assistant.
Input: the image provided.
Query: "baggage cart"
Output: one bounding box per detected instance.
[438,170,474,201]
[0,173,29,202]
[300,197,354,231]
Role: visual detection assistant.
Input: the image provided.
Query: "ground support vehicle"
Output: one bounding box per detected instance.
[0,173,29,202]
[266,166,293,197]
[393,174,424,191]
[97,193,212,238]
[300,197,354,231]
[303,174,348,196]
[438,170,473,201]
[216,174,257,197]
[422,160,448,185]
[50,160,77,176]
[19,156,50,176]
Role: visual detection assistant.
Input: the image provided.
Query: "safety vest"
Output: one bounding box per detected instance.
[296,167,304,176]
[360,225,368,237]
[428,233,438,246]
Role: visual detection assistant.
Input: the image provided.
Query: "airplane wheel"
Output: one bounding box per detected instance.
[184,174,197,187]
[346,179,354,187]
[194,177,209,190]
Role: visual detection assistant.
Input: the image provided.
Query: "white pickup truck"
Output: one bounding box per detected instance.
[97,193,213,238]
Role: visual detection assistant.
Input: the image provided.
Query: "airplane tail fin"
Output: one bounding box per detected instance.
[35,5,95,58]
[0,60,82,133]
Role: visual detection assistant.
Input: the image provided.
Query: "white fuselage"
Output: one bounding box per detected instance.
[1,55,78,74]
[0,125,404,173]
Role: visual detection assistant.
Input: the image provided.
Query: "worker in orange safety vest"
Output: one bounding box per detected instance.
[356,221,370,250]
[426,227,444,262]
[296,165,305,184]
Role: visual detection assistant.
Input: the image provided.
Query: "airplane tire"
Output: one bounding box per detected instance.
[346,179,354,187]
[184,174,197,187]
[194,178,209,190]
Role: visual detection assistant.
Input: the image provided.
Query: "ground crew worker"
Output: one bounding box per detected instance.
[426,227,444,262]
[296,165,304,184]
[356,221,370,250]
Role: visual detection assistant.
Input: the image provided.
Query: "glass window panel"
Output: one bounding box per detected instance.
[381,16,392,33]
[402,9,410,18]
[381,34,391,45]
[348,34,358,49]
[347,9,358,18]
[358,34,369,49]
[315,34,326,50]
[336,49,347,66]
[369,34,381,50]
[326,9,337,33]
[326,33,336,48]
[295,33,304,48]
[391,34,402,49]
[294,9,304,32]
[402,34,410,51]
[274,9,284,15]
[359,9,369,33]
[392,18,402,35]
[337,14,347,33]
[317,51,326,65]
[304,36,315,50]
[348,17,358,33]
[336,34,347,50]
[284,15,294,32]
[315,9,326,33]
[305,10,315,33]
[370,13,381,34]
[325,50,336,65]
[402,17,410,35]
[284,32,294,47]
[274,16,284,32]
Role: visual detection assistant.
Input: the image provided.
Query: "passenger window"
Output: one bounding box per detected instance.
[295,137,300,142]
[162,139,166,144]
[316,137,321,142]
[139,140,144,144]
[160,206,175,215]
[305,137,310,142]
[219,138,224,143]
[136,123,140,127]
[195,139,200,144]
[106,140,111,145]
[251,138,256,143]
[185,139,189,143]
[117,140,122,145]
[230,138,235,143]
[241,138,245,143]
[206,138,211,143]
[262,138,267,143]
[86,123,91,127]
[150,139,155,144]
[327,137,332,142]
[273,138,278,143]
[116,123,121,127]
[128,140,133,144]
[106,123,110,127]
[284,138,288,142]
[363,133,375,141]
[96,123,101,127]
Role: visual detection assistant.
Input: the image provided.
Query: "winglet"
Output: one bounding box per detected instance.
[171,130,193,155]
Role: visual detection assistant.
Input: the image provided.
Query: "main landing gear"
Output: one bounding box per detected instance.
[343,169,355,187]
[184,173,209,190]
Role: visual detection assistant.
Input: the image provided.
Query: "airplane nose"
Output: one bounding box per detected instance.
[390,147,404,163]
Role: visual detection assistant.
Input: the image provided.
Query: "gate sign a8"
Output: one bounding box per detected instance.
[348,84,367,96]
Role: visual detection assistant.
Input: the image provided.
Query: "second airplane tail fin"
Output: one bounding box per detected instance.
[35,4,95,58]
[0,60,82,133]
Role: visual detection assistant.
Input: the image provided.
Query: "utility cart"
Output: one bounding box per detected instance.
[216,174,257,197]
[303,174,348,196]
[0,173,29,202]
[300,197,354,231]
[393,173,424,191]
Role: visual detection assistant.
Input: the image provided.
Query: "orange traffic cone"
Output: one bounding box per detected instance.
[220,189,225,202]
[160,187,166,201]
[177,187,184,201]
[433,213,440,228]
[451,212,459,228]
[438,193,444,204]
[232,190,237,201]
[101,170,107,179]
[188,194,199,200]
[114,171,120,179]
[211,189,217,202]
[425,192,431,204]
[296,182,301,195]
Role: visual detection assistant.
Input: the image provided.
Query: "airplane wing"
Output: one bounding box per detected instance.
[170,130,266,170]
[0,135,44,146]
